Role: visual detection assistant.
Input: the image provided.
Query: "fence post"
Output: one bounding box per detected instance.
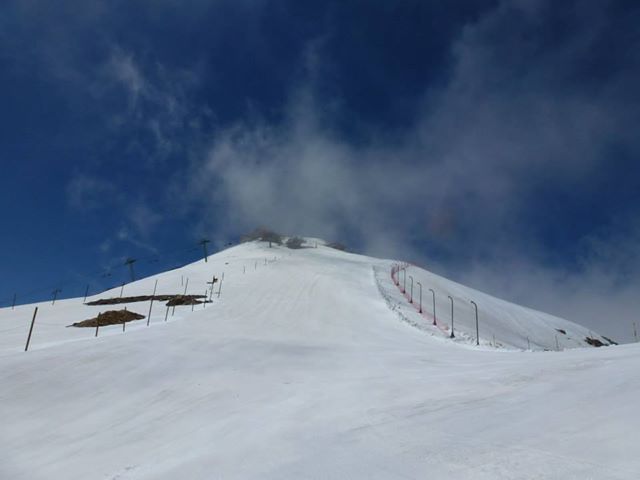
[95,312,101,337]
[24,307,39,352]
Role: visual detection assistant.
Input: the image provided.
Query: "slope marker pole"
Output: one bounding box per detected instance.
[471,300,479,346]
[165,305,170,322]
[429,289,437,327]
[95,312,101,337]
[448,295,454,337]
[83,284,90,303]
[409,275,414,303]
[217,276,223,298]
[24,307,39,352]
[147,279,158,326]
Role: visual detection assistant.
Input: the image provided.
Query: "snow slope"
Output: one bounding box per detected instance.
[1,240,639,479]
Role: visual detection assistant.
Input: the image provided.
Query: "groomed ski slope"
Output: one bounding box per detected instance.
[1,240,639,479]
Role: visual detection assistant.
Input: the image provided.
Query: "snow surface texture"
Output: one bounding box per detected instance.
[1,240,639,479]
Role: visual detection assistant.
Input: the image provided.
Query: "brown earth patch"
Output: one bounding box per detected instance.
[166,295,206,306]
[585,337,607,347]
[86,294,206,306]
[68,309,145,328]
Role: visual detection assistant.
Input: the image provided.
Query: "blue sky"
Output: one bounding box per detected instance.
[1,0,639,341]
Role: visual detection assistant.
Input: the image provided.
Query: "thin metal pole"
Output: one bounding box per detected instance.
[24,307,38,351]
[165,305,170,322]
[429,289,437,326]
[147,279,158,326]
[217,276,223,298]
[52,288,61,305]
[183,278,189,296]
[402,268,406,293]
[417,282,422,313]
[123,306,127,332]
[95,312,101,337]
[409,275,414,303]
[83,284,89,303]
[203,290,207,309]
[471,300,479,346]
[120,282,125,298]
[448,295,454,338]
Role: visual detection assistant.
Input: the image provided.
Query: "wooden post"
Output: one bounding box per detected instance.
[95,312,101,337]
[147,279,158,326]
[24,307,38,351]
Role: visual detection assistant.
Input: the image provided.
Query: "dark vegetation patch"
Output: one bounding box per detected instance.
[69,310,145,328]
[286,236,306,249]
[165,295,207,306]
[585,337,607,347]
[86,295,206,306]
[556,328,567,335]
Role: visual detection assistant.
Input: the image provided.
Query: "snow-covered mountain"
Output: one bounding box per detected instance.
[1,239,638,479]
